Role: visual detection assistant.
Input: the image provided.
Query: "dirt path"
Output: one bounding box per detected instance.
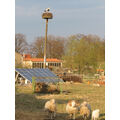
[15,109,67,120]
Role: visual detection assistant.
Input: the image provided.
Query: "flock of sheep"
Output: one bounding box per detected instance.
[44,99,100,120]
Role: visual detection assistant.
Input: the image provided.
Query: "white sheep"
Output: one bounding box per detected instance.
[79,101,92,120]
[66,100,79,120]
[44,99,56,119]
[93,84,100,87]
[92,109,100,120]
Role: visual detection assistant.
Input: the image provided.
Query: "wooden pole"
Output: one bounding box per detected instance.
[32,76,36,93]
[44,19,48,68]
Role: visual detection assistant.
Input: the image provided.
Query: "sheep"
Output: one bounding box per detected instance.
[44,99,56,119]
[79,101,92,120]
[66,100,79,120]
[93,84,100,87]
[92,109,100,120]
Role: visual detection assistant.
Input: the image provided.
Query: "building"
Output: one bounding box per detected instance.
[22,54,62,69]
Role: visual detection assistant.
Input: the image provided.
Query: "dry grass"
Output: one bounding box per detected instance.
[15,83,105,120]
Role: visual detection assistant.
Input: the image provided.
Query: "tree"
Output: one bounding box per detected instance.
[31,36,44,58]
[31,35,65,59]
[15,52,23,68]
[63,34,105,74]
[15,33,28,54]
[47,35,65,59]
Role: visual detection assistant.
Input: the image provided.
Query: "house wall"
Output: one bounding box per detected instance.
[22,59,62,69]
[23,61,32,68]
[32,62,62,68]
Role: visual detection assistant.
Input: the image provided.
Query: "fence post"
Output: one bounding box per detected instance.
[60,82,63,94]
[32,76,36,93]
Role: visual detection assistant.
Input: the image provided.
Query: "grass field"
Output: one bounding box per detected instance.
[15,83,105,120]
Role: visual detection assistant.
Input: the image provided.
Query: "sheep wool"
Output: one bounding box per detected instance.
[44,99,56,119]
[66,100,79,120]
[79,101,92,120]
[92,109,100,120]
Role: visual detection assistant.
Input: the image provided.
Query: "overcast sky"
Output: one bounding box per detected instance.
[15,0,105,43]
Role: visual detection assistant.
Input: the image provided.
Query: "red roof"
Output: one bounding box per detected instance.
[22,54,62,62]
[23,58,62,62]
[96,69,104,72]
[24,54,31,58]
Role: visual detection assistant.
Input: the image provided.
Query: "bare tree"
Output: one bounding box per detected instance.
[15,33,27,54]
[31,36,44,58]
[47,35,65,59]
[31,35,65,59]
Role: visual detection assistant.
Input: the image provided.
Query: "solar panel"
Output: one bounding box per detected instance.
[15,68,63,83]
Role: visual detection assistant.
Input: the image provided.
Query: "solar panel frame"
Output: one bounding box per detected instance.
[44,69,57,77]
[16,69,33,82]
[15,68,63,83]
[34,69,48,77]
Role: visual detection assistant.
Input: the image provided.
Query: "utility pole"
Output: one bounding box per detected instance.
[42,8,53,68]
[44,18,48,69]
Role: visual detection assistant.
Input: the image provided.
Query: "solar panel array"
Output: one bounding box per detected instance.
[15,68,63,83]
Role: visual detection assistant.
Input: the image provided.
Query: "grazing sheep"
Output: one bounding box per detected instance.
[92,109,100,120]
[93,84,100,87]
[66,100,79,120]
[79,101,92,120]
[44,99,56,119]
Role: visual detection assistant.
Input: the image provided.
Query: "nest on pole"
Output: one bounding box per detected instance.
[42,12,53,19]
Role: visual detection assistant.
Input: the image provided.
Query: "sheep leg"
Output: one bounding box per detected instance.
[69,114,72,120]
[47,111,49,116]
[50,112,53,120]
[92,117,95,120]
[73,113,75,120]
[84,114,87,120]
[53,112,56,118]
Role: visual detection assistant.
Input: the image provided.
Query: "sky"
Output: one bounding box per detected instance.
[15,0,105,43]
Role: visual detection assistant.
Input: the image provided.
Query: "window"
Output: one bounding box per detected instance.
[37,63,39,67]
[41,63,43,68]
[55,63,56,66]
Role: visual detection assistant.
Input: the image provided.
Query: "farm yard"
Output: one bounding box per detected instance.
[15,1,105,120]
[15,83,105,120]
[15,31,105,120]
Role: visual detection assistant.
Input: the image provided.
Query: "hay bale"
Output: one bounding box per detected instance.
[35,82,60,93]
[35,82,48,93]
[62,75,82,83]
[47,84,60,93]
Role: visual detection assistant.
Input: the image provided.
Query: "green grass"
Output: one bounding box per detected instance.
[15,83,105,120]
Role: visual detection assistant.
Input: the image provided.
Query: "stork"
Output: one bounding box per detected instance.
[44,8,50,12]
